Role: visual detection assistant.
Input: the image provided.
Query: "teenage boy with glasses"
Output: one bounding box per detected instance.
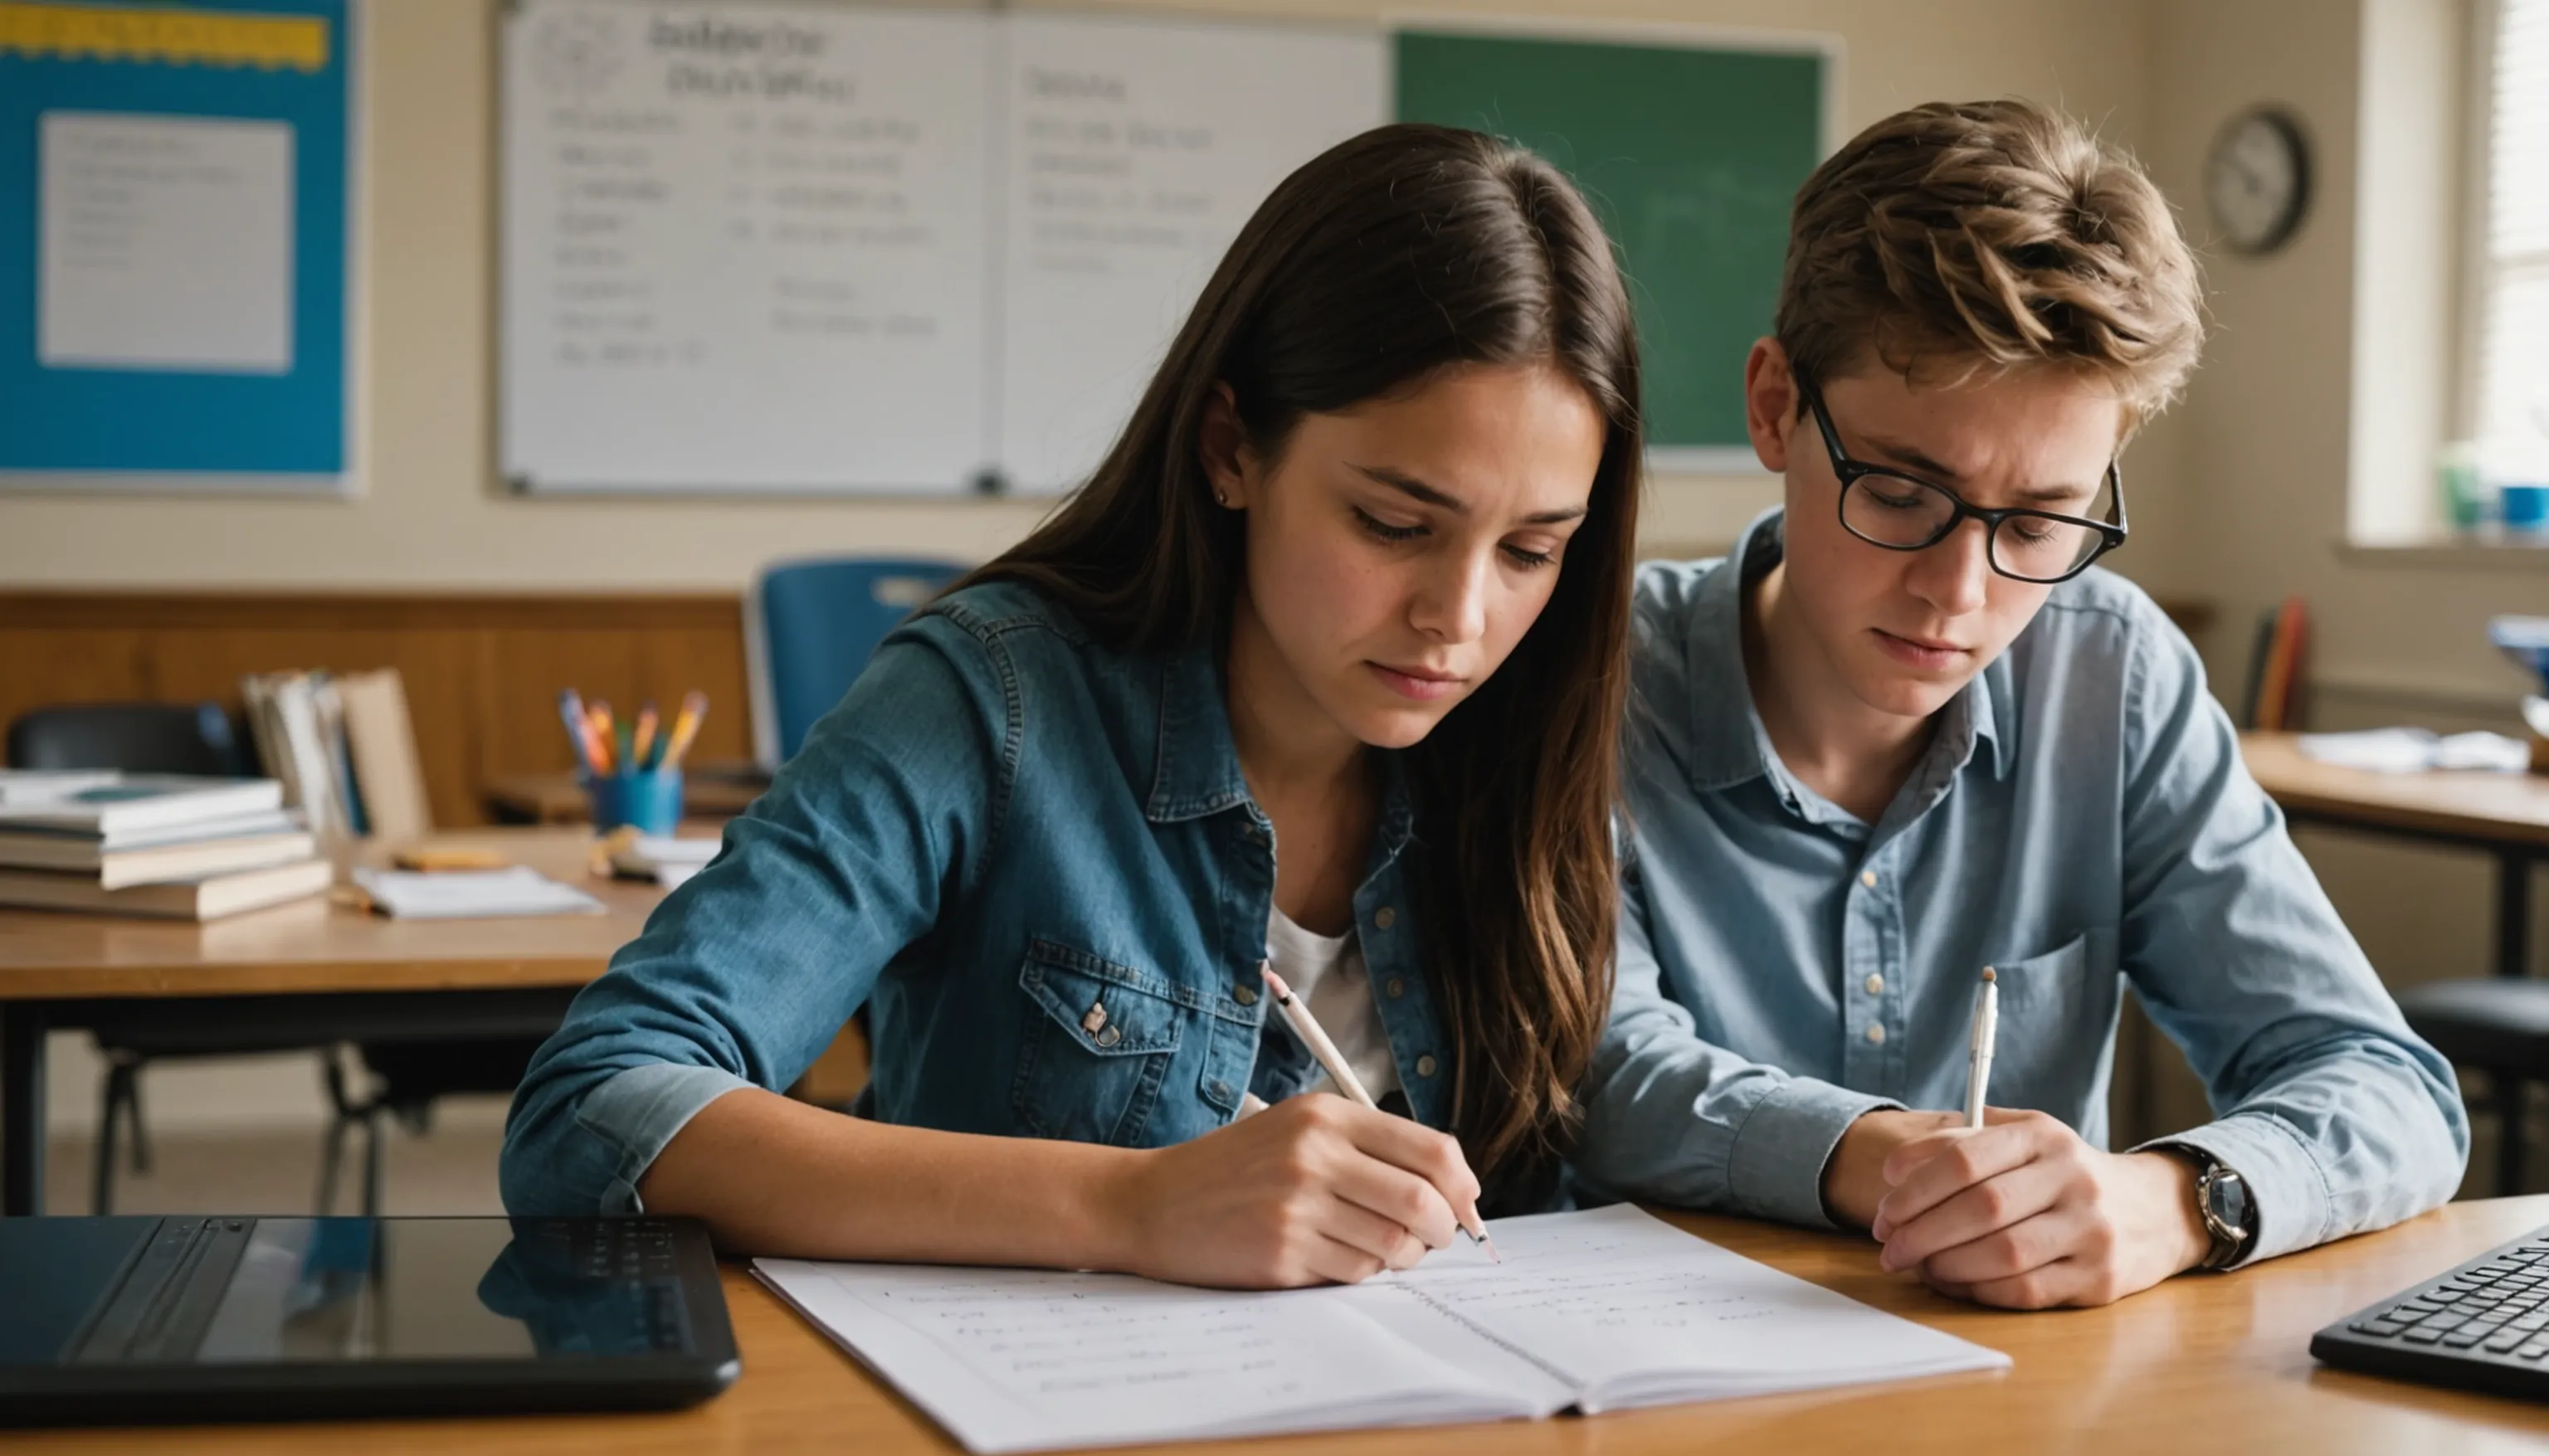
[1575,100,2467,1309]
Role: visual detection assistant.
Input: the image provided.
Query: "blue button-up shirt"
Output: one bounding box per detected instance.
[501,581,1458,1217]
[1572,511,2467,1266]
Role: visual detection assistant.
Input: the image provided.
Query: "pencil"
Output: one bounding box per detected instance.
[588,702,616,775]
[632,704,660,771]
[558,690,599,775]
[1262,966,1499,1263]
[660,691,709,769]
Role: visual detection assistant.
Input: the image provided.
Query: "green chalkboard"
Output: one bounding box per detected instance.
[1394,28,1828,460]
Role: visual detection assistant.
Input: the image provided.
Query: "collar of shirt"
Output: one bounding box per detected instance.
[1673,509,2015,838]
[1140,637,1418,868]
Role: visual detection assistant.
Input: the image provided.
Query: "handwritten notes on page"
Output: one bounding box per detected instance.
[753,1262,1547,1453]
[754,1204,2008,1452]
[1393,1204,2013,1411]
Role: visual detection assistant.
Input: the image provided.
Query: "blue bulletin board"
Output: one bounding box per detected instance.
[0,0,354,489]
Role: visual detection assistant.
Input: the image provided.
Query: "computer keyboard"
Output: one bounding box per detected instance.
[2311,1223,2549,1399]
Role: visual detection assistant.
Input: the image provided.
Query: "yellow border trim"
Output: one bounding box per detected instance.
[0,2,329,71]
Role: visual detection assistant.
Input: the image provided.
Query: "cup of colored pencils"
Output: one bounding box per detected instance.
[561,689,706,835]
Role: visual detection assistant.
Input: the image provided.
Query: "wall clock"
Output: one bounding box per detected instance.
[2205,106,2312,256]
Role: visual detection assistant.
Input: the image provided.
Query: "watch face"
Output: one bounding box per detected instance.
[2207,1167,2252,1233]
[2204,109,2310,254]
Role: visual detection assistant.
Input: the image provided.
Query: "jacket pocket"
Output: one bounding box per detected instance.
[1011,938,1186,1146]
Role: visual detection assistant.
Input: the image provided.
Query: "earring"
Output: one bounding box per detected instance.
[1213,490,1233,508]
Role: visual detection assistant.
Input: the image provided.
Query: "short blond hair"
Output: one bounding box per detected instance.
[1775,98,2204,426]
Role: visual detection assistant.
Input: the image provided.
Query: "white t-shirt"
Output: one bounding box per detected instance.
[1263,907,1403,1104]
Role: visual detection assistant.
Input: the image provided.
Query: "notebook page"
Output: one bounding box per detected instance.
[754,1259,1548,1453]
[1392,1205,2010,1412]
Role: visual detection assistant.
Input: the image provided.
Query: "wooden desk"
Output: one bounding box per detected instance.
[10,1197,2547,1454]
[2243,731,2549,981]
[0,830,670,1217]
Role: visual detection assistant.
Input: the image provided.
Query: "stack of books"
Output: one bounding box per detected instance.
[0,773,332,921]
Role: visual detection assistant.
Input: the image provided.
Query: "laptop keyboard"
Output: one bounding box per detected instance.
[2340,1235,2549,1359]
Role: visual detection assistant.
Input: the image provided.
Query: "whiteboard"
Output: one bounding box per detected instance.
[502,1,993,494]
[994,15,1385,494]
[500,1,1386,495]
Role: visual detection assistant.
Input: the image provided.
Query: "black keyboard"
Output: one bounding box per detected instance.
[2311,1223,2549,1399]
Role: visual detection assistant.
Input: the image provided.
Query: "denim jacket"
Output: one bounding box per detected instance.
[500,582,1464,1216]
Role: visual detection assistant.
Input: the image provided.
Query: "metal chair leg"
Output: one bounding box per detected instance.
[2503,1074,2529,1198]
[361,1108,387,1220]
[126,1069,150,1174]
[317,1054,354,1215]
[93,1063,129,1215]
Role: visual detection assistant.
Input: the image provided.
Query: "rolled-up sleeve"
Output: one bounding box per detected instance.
[2118,608,2469,1266]
[500,619,1008,1216]
[1572,861,1901,1229]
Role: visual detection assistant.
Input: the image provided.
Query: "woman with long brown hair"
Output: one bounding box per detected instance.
[503,123,1644,1287]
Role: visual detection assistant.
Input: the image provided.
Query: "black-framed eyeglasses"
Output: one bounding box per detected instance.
[1800,383,2127,585]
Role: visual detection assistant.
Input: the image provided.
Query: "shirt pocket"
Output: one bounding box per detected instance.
[1012,938,1187,1147]
[1982,929,2122,1111]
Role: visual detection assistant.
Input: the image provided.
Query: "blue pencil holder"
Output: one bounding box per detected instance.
[2503,484,2549,533]
[585,769,685,835]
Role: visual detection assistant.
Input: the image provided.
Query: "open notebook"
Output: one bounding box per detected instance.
[755,1204,2008,1452]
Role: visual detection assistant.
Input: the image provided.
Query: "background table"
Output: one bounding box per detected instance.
[9,1195,2548,1454]
[0,830,665,1217]
[2242,731,2549,980]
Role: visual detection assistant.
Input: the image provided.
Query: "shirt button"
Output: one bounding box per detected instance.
[1859,870,1879,889]
[1233,982,1258,1006]
[1374,907,1396,930]
[1210,1080,1231,1101]
[1864,974,1884,996]
[1385,977,1406,999]
[1864,1024,1886,1045]
[1415,1054,1439,1078]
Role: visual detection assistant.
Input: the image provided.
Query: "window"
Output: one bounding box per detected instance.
[2476,0,2549,487]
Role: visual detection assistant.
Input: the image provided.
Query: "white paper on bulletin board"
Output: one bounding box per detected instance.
[993,15,1385,494]
[501,0,993,494]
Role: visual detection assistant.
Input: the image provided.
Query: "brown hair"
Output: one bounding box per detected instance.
[965,124,1642,1200]
[1777,98,2204,426]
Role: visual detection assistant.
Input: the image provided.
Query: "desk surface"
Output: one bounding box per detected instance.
[6,1196,2543,1454]
[0,830,673,1002]
[2242,731,2549,849]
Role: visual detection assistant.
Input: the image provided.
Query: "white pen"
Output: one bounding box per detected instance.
[1965,967,2000,1130]
[1261,967,1500,1264]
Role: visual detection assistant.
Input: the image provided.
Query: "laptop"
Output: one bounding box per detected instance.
[2311,1221,2549,1399]
[1,1214,739,1426]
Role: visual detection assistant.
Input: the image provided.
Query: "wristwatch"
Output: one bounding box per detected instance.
[2164,1145,2256,1271]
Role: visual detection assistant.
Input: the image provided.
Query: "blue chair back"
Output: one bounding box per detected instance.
[746,556,967,769]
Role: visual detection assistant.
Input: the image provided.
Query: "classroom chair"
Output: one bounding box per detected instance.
[744,554,967,770]
[6,701,252,778]
[2395,978,2549,1196]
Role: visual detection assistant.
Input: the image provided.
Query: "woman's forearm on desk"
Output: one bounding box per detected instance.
[640,1088,1478,1288]
[638,1088,1141,1271]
